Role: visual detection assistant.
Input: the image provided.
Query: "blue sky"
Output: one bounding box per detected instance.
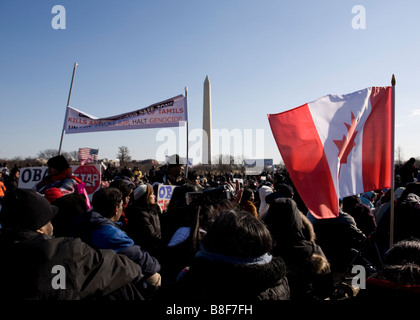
[1,0,419,164]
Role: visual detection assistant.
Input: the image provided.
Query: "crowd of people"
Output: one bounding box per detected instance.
[0,154,420,302]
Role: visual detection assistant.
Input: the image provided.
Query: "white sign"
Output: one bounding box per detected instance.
[157,184,177,212]
[19,165,101,199]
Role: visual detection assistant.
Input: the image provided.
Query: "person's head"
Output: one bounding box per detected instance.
[51,193,88,237]
[241,188,254,202]
[92,188,123,221]
[10,167,20,179]
[47,155,70,176]
[167,154,185,178]
[381,239,420,285]
[133,184,155,206]
[202,209,272,258]
[0,188,57,236]
[119,168,134,181]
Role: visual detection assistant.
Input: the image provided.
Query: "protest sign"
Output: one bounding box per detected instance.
[157,184,177,212]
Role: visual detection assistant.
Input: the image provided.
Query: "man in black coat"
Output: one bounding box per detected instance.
[0,188,144,300]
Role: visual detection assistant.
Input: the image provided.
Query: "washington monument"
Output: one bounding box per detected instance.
[202,75,212,165]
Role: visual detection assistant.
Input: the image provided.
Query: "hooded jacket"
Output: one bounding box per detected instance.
[71,210,160,276]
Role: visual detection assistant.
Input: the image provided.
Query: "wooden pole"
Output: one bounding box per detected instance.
[389,74,396,248]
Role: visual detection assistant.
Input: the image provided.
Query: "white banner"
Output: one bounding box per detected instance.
[65,95,187,134]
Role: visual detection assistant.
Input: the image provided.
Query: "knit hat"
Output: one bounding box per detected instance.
[47,155,70,172]
[134,184,148,201]
[0,188,58,230]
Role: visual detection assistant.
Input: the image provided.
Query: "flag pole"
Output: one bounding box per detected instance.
[185,86,189,178]
[389,74,396,248]
[58,62,78,155]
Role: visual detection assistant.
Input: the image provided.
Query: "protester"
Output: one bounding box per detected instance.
[0,188,144,300]
[4,166,19,194]
[113,168,136,190]
[109,179,133,227]
[258,184,273,220]
[264,198,333,300]
[375,182,420,257]
[307,201,366,274]
[150,154,185,187]
[239,188,258,218]
[71,187,161,298]
[0,171,6,201]
[399,157,417,186]
[356,239,420,301]
[49,192,88,237]
[342,195,377,237]
[154,209,290,301]
[158,183,219,286]
[125,183,163,258]
[34,155,82,196]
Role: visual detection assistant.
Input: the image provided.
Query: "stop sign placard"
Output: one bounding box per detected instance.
[73,165,101,195]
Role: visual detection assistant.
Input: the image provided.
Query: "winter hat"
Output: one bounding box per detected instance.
[47,155,70,172]
[134,184,148,201]
[0,188,58,230]
[167,154,185,168]
[44,187,63,203]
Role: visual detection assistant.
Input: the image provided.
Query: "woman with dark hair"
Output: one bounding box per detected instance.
[239,188,258,218]
[264,198,333,300]
[356,239,420,301]
[155,209,290,301]
[125,184,163,258]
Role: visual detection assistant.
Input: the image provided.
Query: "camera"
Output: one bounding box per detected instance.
[185,184,236,205]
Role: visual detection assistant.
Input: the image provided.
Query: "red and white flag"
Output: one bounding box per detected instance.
[268,86,393,219]
[78,148,99,165]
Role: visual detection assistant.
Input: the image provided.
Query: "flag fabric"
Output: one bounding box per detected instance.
[268,86,393,219]
[78,148,99,165]
[65,95,187,134]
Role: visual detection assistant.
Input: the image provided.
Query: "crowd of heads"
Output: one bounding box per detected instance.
[1,154,420,301]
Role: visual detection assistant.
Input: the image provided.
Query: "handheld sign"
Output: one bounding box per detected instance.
[157,184,177,212]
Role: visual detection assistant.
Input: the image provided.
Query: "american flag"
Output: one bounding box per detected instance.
[78,148,99,165]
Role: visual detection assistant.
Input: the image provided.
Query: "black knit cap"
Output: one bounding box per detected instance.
[0,188,58,231]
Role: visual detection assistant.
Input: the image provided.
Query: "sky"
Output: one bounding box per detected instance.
[1,0,419,165]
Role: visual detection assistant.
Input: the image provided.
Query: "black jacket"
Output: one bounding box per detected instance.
[125,202,163,257]
[155,256,290,301]
[0,229,142,300]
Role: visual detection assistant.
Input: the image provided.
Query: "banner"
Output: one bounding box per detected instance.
[19,165,102,200]
[65,95,187,134]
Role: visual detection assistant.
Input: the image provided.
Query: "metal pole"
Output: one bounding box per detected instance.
[58,62,78,155]
[389,74,396,248]
[185,86,189,178]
